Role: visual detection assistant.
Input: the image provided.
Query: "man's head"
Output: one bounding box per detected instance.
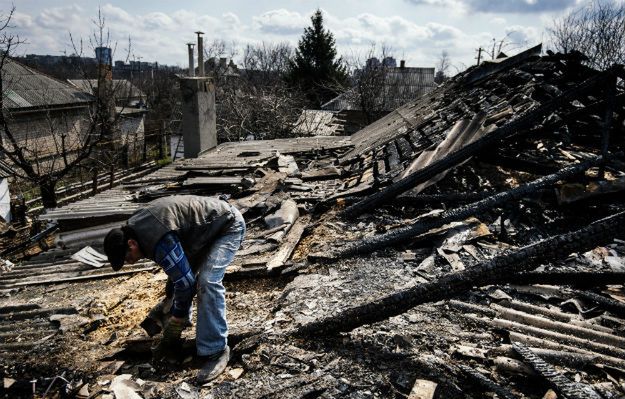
[103,226,143,271]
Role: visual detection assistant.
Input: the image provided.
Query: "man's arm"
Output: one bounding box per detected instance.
[153,232,196,319]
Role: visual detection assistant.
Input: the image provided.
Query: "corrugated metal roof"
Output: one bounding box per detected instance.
[68,79,145,101]
[1,58,94,110]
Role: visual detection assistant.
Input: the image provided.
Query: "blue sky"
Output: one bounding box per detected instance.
[5,0,595,71]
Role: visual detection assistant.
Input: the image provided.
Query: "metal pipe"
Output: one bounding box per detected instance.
[196,31,205,77]
[187,43,195,77]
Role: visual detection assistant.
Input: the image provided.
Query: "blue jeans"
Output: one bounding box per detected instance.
[195,206,245,356]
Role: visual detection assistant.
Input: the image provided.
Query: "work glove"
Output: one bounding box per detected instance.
[151,317,185,363]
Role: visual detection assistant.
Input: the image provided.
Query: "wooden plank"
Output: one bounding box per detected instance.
[408,379,437,399]
[266,217,309,271]
[0,267,156,289]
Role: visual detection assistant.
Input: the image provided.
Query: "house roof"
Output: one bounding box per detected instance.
[1,58,94,110]
[67,79,145,101]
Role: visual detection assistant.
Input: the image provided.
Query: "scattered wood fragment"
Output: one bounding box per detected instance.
[267,217,309,272]
[407,379,437,399]
[458,364,518,399]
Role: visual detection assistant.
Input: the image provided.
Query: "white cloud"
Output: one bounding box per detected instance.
[504,25,541,46]
[36,5,84,30]
[12,12,33,29]
[253,9,309,34]
[405,0,578,13]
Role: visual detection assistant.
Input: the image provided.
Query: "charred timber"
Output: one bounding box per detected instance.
[293,211,625,337]
[511,343,602,399]
[341,69,616,219]
[457,365,518,399]
[572,290,625,318]
[332,157,601,259]
[393,191,493,206]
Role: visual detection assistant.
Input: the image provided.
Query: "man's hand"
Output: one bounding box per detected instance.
[151,317,185,362]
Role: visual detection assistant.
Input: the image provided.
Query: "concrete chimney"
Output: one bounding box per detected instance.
[196,31,205,77]
[180,77,216,158]
[187,43,195,77]
[400,60,406,69]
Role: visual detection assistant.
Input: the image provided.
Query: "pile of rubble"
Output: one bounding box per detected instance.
[1,45,624,398]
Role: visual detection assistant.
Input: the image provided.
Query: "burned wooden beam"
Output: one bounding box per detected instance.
[341,69,616,219]
[457,365,518,399]
[293,211,625,337]
[331,157,601,259]
[572,289,625,319]
[512,343,602,399]
[394,191,493,206]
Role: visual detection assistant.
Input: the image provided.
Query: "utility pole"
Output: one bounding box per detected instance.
[476,47,483,65]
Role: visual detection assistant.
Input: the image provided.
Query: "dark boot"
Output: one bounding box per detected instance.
[197,346,230,384]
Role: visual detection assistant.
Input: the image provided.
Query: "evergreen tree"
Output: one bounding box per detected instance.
[287,9,348,106]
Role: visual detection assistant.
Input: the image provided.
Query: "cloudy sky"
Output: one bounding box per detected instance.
[6,0,594,72]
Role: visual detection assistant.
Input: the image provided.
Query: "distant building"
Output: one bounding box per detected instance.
[323,62,435,113]
[112,59,182,79]
[318,60,436,133]
[1,57,94,165]
[203,57,239,78]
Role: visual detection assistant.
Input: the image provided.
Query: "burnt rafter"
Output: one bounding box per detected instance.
[458,365,518,399]
[331,156,602,259]
[293,211,625,337]
[511,343,602,399]
[341,68,618,219]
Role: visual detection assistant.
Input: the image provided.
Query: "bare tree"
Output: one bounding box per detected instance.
[549,0,625,70]
[0,6,129,208]
[434,50,451,84]
[343,44,399,124]
[214,42,309,141]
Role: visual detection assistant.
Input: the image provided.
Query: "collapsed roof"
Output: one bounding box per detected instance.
[1,46,625,398]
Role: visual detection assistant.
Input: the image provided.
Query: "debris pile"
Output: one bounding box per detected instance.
[1,46,624,398]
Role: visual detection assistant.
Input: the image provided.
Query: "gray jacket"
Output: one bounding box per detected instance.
[128,195,234,264]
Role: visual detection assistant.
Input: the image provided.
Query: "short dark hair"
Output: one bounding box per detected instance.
[103,226,137,271]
